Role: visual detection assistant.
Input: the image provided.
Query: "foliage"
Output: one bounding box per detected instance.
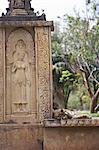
[51,21,63,56]
[60,70,80,93]
[68,94,81,110]
[79,111,99,117]
[52,0,99,112]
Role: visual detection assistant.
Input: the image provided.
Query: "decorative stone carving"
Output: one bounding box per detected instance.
[8,0,26,9]
[0,0,53,124]
[35,27,52,121]
[3,0,46,20]
[6,28,35,115]
[15,0,25,7]
[12,40,31,112]
[6,0,32,16]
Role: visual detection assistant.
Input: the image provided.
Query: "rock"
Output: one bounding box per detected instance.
[53,109,73,120]
[73,114,91,119]
[53,109,65,120]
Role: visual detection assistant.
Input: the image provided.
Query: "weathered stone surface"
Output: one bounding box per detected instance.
[44,119,99,127]
[0,0,53,123]
[44,119,99,150]
[44,124,99,150]
[0,1,53,150]
[0,28,5,121]
[35,27,53,122]
[5,28,37,123]
[0,22,53,123]
[3,0,46,20]
[0,20,54,29]
[0,124,43,150]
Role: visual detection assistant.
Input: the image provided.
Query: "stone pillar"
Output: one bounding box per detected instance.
[0,28,5,121]
[35,27,53,122]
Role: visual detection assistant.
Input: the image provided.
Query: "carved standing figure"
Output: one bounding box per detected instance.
[12,40,31,111]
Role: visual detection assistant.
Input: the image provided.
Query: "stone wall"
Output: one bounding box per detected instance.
[0,124,43,150]
[44,119,99,150]
[0,120,99,150]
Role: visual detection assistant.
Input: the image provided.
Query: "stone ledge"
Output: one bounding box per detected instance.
[0,123,42,128]
[0,20,54,30]
[44,119,99,127]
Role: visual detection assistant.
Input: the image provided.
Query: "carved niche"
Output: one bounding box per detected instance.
[14,0,25,8]
[8,0,32,12]
[6,29,35,114]
[8,0,25,9]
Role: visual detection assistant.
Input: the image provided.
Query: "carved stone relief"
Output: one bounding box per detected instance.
[8,0,25,9]
[14,0,25,8]
[6,28,35,115]
[7,0,35,16]
[35,27,52,121]
[12,39,31,112]
[0,25,52,123]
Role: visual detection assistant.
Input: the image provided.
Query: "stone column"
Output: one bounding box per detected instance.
[35,26,53,122]
[0,28,5,121]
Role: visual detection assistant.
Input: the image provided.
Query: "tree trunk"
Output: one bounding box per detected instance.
[80,94,83,110]
[64,90,71,109]
[90,89,99,113]
[80,68,97,113]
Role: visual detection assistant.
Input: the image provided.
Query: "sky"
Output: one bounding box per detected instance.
[0,0,86,20]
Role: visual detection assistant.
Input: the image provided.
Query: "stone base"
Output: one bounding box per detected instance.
[0,124,43,150]
[0,119,99,150]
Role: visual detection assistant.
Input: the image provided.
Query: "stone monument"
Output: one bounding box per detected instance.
[0,0,53,124]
